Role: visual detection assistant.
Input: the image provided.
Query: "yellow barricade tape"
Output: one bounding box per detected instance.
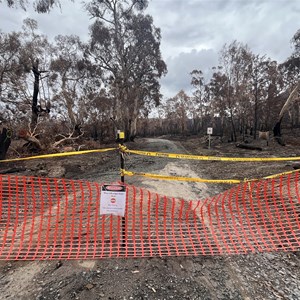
[263,169,300,179]
[122,169,242,184]
[0,148,117,163]
[125,149,300,162]
[122,168,299,184]
[118,144,128,152]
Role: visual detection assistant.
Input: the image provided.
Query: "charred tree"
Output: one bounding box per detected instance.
[0,128,11,160]
[31,59,40,129]
[273,116,285,146]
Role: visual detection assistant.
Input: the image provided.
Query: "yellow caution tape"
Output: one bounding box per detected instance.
[0,148,117,163]
[125,149,300,162]
[118,144,128,153]
[122,169,242,184]
[122,168,299,184]
[120,168,126,177]
[263,169,300,179]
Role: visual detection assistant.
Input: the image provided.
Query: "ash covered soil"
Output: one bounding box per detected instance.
[1,133,300,300]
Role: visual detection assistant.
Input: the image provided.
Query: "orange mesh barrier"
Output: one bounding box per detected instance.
[0,173,299,260]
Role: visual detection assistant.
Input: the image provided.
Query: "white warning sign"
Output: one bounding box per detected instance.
[100,184,126,217]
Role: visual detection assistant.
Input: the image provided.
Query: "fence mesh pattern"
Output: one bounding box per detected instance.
[0,173,300,260]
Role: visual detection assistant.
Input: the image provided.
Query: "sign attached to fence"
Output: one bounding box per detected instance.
[100,184,126,216]
[207,127,213,135]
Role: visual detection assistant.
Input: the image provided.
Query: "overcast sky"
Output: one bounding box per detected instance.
[0,0,299,99]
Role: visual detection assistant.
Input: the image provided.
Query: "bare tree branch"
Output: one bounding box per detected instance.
[278,80,300,120]
[52,130,84,148]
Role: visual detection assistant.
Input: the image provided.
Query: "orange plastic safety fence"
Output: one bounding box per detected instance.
[0,173,300,260]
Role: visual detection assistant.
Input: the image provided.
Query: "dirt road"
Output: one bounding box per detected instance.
[0,137,299,299]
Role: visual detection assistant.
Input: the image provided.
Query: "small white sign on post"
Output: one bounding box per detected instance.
[100,184,126,217]
[207,127,213,135]
[207,127,213,149]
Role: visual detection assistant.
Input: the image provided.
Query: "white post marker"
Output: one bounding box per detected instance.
[207,127,213,149]
[100,184,126,217]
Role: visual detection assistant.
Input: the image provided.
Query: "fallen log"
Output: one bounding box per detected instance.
[236,143,262,151]
[0,167,26,174]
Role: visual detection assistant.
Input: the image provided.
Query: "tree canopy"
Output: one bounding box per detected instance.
[87,0,166,140]
[1,0,69,13]
[0,1,300,151]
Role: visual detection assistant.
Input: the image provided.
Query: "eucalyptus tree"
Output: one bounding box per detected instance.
[0,0,72,12]
[210,47,283,141]
[286,29,300,126]
[260,59,284,130]
[265,28,300,141]
[207,69,231,137]
[0,28,31,156]
[0,19,52,129]
[218,41,253,141]
[279,29,300,129]
[50,34,95,134]
[164,90,191,135]
[86,0,167,140]
[190,69,211,133]
[18,18,52,129]
[283,28,300,81]
[0,30,23,123]
[248,55,270,138]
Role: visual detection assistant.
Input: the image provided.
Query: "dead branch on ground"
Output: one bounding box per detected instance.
[52,130,84,149]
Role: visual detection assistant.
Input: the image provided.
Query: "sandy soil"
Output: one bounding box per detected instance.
[0,135,300,299]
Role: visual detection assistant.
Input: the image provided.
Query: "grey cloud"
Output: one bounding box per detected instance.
[0,1,91,41]
[1,0,299,100]
[148,0,299,62]
[160,48,218,98]
[30,2,91,41]
[0,6,26,32]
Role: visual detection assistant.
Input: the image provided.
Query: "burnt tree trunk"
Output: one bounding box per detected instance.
[31,59,40,129]
[253,81,258,140]
[273,117,285,146]
[0,128,11,160]
[273,116,283,137]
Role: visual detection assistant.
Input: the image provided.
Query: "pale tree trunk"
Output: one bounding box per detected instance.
[296,103,300,126]
[128,96,139,141]
[181,114,187,134]
[64,92,77,127]
[115,90,123,124]
[273,81,300,145]
[253,82,259,140]
[62,78,77,129]
[129,117,138,141]
[229,109,237,142]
